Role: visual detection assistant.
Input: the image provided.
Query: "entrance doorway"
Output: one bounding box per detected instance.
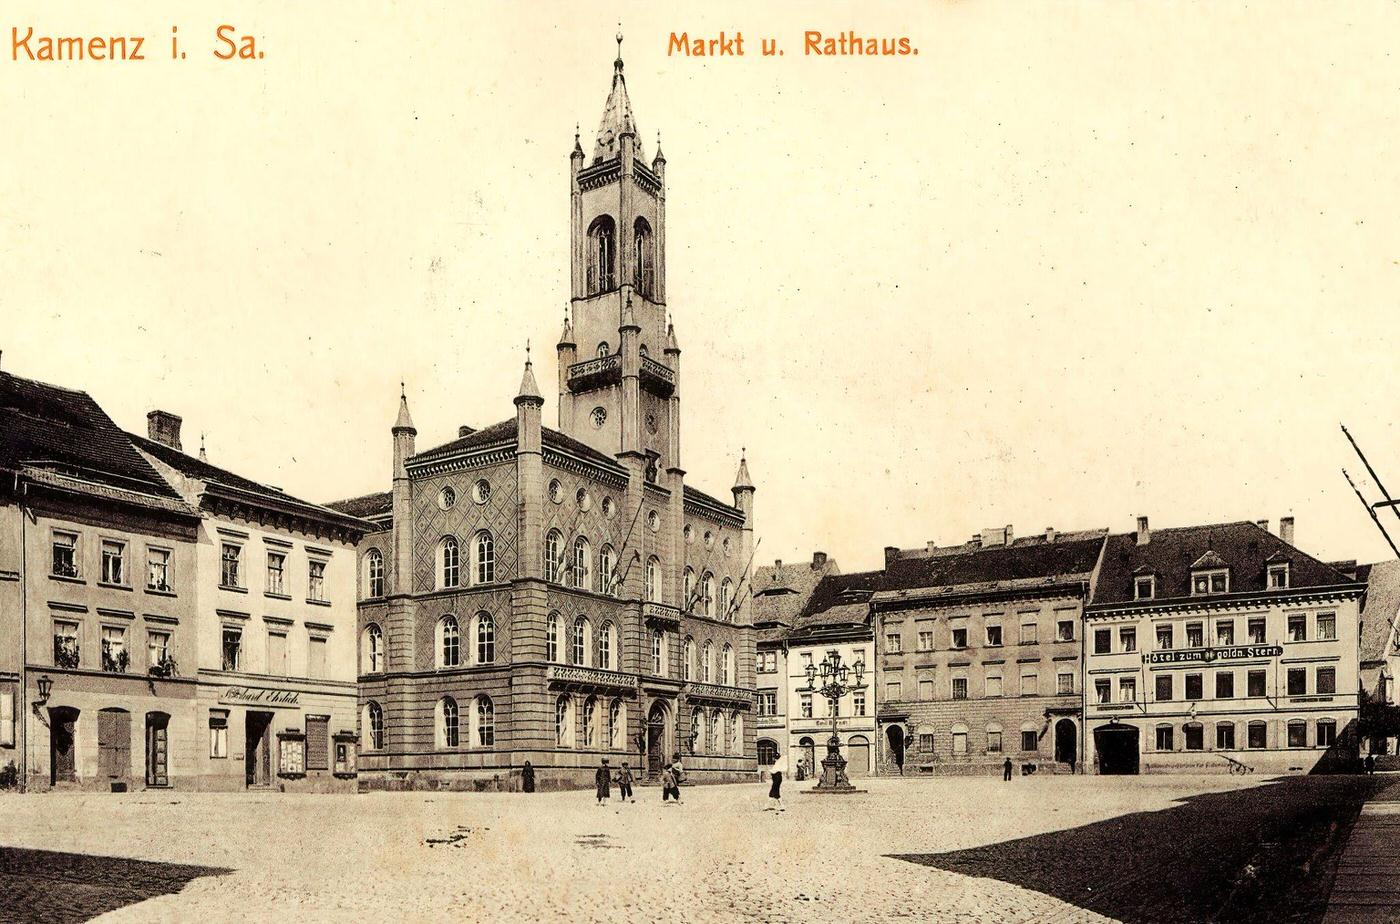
[1094,724,1140,775]
[97,708,132,786]
[245,711,273,787]
[798,737,816,780]
[50,706,80,786]
[646,702,667,778]
[885,724,907,774]
[848,735,871,777]
[1054,719,1078,769]
[145,712,170,787]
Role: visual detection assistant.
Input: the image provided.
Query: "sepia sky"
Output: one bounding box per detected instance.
[6,1,1400,574]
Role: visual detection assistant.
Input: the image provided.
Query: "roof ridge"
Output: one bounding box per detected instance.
[0,369,90,398]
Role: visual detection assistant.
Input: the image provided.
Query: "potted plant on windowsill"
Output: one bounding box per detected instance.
[100,645,130,674]
[148,655,178,678]
[53,639,80,670]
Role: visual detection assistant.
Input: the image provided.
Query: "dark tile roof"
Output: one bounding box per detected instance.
[0,371,181,500]
[683,484,743,519]
[410,418,623,473]
[1091,521,1355,606]
[881,531,1107,595]
[324,491,393,520]
[1359,560,1400,664]
[784,571,885,641]
[753,557,840,641]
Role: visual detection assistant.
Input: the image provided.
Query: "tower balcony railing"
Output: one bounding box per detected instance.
[684,681,753,707]
[567,353,622,393]
[643,602,681,626]
[640,356,675,397]
[547,664,638,692]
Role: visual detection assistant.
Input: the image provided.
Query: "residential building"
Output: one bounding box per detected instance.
[0,371,202,791]
[752,552,839,773]
[1084,517,1364,774]
[872,526,1107,776]
[132,413,369,790]
[326,42,756,790]
[1358,559,1400,763]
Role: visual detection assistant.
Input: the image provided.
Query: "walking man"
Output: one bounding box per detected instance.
[1003,757,1013,782]
[767,755,787,813]
[661,763,681,803]
[595,758,612,805]
[617,761,635,802]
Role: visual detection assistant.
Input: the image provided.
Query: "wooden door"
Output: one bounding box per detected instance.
[97,709,131,783]
[145,713,169,787]
[51,708,78,785]
[245,712,272,786]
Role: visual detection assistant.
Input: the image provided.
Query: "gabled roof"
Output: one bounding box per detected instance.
[324,490,393,521]
[0,371,182,501]
[785,571,884,642]
[1359,560,1400,665]
[1091,521,1356,606]
[1191,550,1229,570]
[753,556,841,642]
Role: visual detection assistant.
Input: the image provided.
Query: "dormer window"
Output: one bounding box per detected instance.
[1267,562,1290,589]
[1189,550,1230,596]
[1134,575,1155,600]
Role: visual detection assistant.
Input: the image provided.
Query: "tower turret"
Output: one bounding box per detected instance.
[391,385,416,595]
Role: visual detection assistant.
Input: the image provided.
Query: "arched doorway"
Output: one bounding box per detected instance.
[1094,723,1140,775]
[848,735,871,777]
[646,701,668,778]
[145,712,170,788]
[798,736,816,780]
[97,708,132,788]
[49,706,80,786]
[885,724,907,775]
[1054,718,1078,769]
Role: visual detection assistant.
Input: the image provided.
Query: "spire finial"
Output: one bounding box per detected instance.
[615,24,624,71]
[199,432,208,462]
[400,380,405,400]
[526,339,531,363]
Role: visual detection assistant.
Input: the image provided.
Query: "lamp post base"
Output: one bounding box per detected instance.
[804,734,866,794]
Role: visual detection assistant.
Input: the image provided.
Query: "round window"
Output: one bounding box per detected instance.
[438,487,456,510]
[602,497,616,519]
[472,480,491,505]
[549,479,564,504]
[647,510,660,532]
[576,488,592,512]
[591,407,607,429]
[723,537,732,557]
[683,524,694,544]
[704,530,714,549]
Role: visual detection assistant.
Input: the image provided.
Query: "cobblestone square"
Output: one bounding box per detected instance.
[0,773,1381,923]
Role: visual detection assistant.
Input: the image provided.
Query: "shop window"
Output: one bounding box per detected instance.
[210,710,229,758]
[277,733,306,777]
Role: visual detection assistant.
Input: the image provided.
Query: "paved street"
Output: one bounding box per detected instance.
[0,774,1382,923]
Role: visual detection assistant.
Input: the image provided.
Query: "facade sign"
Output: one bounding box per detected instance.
[218,686,302,708]
[1142,645,1283,666]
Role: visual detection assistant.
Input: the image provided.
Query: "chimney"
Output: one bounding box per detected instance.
[926,540,937,553]
[1045,526,1057,543]
[812,551,827,569]
[1280,516,1295,546]
[1255,519,1269,533]
[969,535,983,548]
[458,425,476,438]
[1005,524,1014,545]
[146,410,183,451]
[1136,516,1150,546]
[774,559,783,574]
[980,528,1007,548]
[884,546,900,567]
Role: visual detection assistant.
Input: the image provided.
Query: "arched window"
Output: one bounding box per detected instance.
[597,621,615,671]
[719,578,733,620]
[731,711,743,755]
[652,629,666,677]
[475,695,495,747]
[586,216,617,294]
[609,699,626,750]
[702,572,716,618]
[547,612,562,663]
[597,545,616,595]
[573,617,591,666]
[573,536,591,589]
[438,697,459,748]
[712,709,724,754]
[633,217,654,297]
[365,549,384,598]
[721,643,734,686]
[476,612,496,664]
[757,738,779,766]
[439,536,460,589]
[474,531,495,585]
[692,710,706,755]
[556,695,574,747]
[583,696,598,748]
[683,637,696,681]
[646,556,661,603]
[683,567,696,612]
[362,624,383,674]
[702,641,714,683]
[363,701,383,750]
[596,341,610,359]
[438,615,460,668]
[544,530,564,583]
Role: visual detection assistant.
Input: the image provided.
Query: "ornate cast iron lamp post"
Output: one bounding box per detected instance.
[803,648,866,793]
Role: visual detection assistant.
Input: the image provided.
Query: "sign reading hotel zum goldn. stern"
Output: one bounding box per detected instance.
[1142,646,1285,666]
[218,686,302,708]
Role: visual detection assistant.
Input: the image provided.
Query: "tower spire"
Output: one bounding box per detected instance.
[516,344,543,405]
[592,28,643,163]
[394,381,415,433]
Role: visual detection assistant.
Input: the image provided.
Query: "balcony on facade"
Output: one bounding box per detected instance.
[566,354,675,399]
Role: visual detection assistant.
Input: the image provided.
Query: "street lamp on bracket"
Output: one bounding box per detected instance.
[802,648,867,794]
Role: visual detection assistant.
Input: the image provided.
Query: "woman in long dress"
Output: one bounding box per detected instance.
[521,760,536,793]
[595,759,612,805]
[767,755,786,812]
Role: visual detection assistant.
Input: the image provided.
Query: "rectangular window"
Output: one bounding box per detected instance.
[1094,629,1111,655]
[1268,564,1290,589]
[1057,619,1075,642]
[1020,672,1038,696]
[266,552,286,595]
[1135,576,1155,600]
[1021,730,1038,752]
[952,730,968,755]
[1248,618,1267,644]
[952,677,968,700]
[916,623,934,651]
[1095,678,1111,704]
[1317,720,1337,747]
[756,691,776,716]
[918,679,935,701]
[267,631,287,676]
[1216,671,1234,699]
[985,675,1002,698]
[308,560,327,602]
[1184,673,1203,701]
[1120,627,1137,653]
[1287,722,1307,748]
[1156,625,1173,650]
[308,636,327,679]
[306,716,330,771]
[147,547,172,592]
[987,731,1002,753]
[53,620,79,668]
[853,690,866,716]
[1020,621,1038,645]
[1215,620,1234,646]
[1185,724,1204,751]
[885,682,901,702]
[1155,674,1173,701]
[221,627,242,672]
[951,627,967,649]
[918,733,935,752]
[101,540,126,585]
[100,626,127,673]
[985,625,1003,647]
[1216,723,1235,750]
[52,531,79,578]
[221,544,242,589]
[1248,723,1267,749]
[800,693,813,718]
[1317,613,1336,641]
[0,691,14,747]
[209,711,228,759]
[826,697,839,718]
[1119,677,1136,702]
[1317,666,1336,695]
[885,633,902,654]
[1247,669,1266,697]
[1057,672,1074,695]
[1155,726,1174,751]
[1287,668,1306,696]
[1210,572,1228,594]
[1185,622,1203,648]
[1287,614,1307,643]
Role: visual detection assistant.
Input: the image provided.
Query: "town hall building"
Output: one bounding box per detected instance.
[328,38,757,789]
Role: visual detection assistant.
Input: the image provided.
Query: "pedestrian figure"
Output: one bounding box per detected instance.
[617,762,635,802]
[767,756,786,812]
[673,755,686,786]
[662,763,682,803]
[796,758,807,782]
[1366,754,1377,775]
[595,758,612,805]
[521,760,536,793]
[1003,757,1013,781]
